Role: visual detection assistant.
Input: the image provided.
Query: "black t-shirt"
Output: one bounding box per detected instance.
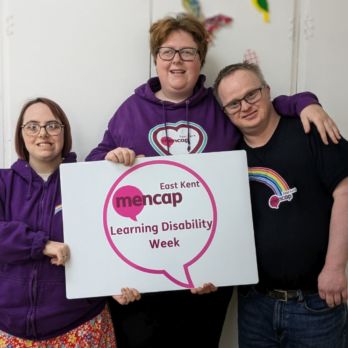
[239,117,348,290]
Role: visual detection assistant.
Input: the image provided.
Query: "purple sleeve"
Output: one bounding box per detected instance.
[272,92,320,117]
[85,128,117,161]
[0,178,48,263]
[85,111,121,161]
[0,220,48,263]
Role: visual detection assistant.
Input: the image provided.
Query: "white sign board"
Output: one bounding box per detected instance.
[60,151,258,299]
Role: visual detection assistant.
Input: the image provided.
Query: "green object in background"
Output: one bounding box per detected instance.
[252,0,270,22]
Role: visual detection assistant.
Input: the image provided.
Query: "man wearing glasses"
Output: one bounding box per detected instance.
[214,62,348,348]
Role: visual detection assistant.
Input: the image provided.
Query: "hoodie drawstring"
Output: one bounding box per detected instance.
[185,100,191,152]
[162,102,170,154]
[161,100,191,154]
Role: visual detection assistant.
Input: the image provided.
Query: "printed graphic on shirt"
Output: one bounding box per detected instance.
[248,167,297,209]
[54,204,62,215]
[149,121,208,155]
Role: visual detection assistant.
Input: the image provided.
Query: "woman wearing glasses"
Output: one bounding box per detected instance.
[86,14,340,348]
[0,97,140,347]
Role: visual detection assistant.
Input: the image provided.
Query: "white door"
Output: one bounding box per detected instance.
[297,0,348,137]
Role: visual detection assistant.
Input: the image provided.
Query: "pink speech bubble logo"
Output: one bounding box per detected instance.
[112,185,144,221]
[104,160,217,289]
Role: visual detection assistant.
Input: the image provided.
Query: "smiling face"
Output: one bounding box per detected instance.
[217,69,272,134]
[155,30,202,102]
[22,102,64,172]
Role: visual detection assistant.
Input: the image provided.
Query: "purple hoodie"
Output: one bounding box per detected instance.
[0,153,105,340]
[86,75,319,160]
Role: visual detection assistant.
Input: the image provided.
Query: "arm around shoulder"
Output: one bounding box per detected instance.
[272,91,319,117]
[273,92,340,144]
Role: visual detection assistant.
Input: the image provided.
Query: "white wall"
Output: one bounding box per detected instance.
[297,0,348,137]
[0,3,4,168]
[152,0,295,93]
[1,0,298,167]
[1,0,151,165]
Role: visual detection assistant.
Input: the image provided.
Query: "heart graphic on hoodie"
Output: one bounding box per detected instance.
[149,121,207,155]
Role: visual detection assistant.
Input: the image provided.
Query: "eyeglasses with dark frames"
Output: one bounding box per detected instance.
[21,121,64,136]
[157,47,198,62]
[223,86,264,115]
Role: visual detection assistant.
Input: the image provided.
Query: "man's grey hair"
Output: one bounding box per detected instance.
[213,62,267,106]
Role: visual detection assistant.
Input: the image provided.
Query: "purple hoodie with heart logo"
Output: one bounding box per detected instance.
[86,75,319,160]
[0,153,105,340]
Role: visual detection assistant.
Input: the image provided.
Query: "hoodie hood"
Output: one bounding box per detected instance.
[134,74,209,108]
[11,152,77,183]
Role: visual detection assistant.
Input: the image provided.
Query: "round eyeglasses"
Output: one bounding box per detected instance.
[21,121,64,136]
[223,86,264,115]
[157,47,198,61]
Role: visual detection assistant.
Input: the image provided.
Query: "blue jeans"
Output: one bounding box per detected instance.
[238,287,347,348]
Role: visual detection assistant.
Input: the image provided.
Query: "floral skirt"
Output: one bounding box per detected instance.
[0,305,116,347]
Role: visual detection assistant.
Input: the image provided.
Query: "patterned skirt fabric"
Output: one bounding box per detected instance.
[0,305,116,347]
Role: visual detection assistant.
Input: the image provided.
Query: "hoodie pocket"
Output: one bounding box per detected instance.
[35,280,104,338]
[0,273,29,336]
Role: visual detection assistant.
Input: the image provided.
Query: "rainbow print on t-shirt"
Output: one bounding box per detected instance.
[248,167,297,209]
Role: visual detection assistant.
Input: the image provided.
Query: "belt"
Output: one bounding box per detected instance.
[253,286,316,302]
[267,289,302,301]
